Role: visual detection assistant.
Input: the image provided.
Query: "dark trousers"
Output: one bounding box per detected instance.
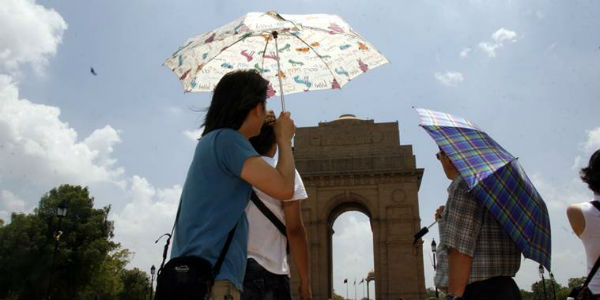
[463,276,521,300]
[241,258,291,300]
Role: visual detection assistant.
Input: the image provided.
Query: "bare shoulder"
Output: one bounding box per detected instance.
[567,203,585,236]
[566,203,583,215]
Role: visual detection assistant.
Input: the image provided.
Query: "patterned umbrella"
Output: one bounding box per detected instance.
[164,11,389,110]
[416,108,552,270]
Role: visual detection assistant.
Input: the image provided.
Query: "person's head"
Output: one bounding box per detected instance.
[581,149,600,195]
[436,148,459,180]
[202,70,269,137]
[249,123,276,157]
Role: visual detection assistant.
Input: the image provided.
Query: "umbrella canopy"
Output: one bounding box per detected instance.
[416,108,552,270]
[164,11,389,109]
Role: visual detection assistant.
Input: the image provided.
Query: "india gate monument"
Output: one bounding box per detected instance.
[289,114,426,300]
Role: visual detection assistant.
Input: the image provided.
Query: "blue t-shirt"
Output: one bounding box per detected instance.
[171,128,258,291]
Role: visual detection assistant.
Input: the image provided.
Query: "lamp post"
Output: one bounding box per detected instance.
[150,265,156,300]
[431,239,439,299]
[366,271,375,300]
[46,200,67,300]
[538,264,547,300]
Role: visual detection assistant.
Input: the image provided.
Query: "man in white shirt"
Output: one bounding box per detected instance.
[241,116,312,300]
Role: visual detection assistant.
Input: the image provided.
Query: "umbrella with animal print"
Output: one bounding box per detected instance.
[164,11,389,110]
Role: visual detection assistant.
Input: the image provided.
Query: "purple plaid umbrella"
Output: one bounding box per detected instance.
[416,108,552,270]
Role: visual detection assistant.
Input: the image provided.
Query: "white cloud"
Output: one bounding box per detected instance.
[492,28,517,43]
[459,48,472,58]
[572,127,600,170]
[478,28,518,57]
[0,75,125,192]
[434,71,464,87]
[111,176,181,270]
[478,42,500,57]
[584,127,600,152]
[0,0,67,74]
[183,128,203,142]
[332,212,374,299]
[0,190,26,221]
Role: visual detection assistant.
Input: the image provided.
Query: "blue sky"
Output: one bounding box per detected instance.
[1,0,599,297]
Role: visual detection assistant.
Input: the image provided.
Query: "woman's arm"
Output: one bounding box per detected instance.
[283,200,312,300]
[241,112,296,200]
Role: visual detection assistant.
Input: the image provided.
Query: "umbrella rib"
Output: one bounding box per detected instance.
[286,33,341,87]
[260,37,270,73]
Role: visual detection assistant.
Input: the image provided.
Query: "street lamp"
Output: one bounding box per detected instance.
[431,239,439,299]
[539,264,547,300]
[47,200,68,300]
[150,265,156,300]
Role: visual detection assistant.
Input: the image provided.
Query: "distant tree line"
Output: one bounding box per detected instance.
[0,185,151,300]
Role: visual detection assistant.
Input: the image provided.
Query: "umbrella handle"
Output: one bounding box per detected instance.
[272,31,286,112]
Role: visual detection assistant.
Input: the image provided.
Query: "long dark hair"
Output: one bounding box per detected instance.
[581,149,600,194]
[202,70,269,136]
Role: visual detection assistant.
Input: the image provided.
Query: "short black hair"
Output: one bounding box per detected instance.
[581,149,600,194]
[201,70,269,136]
[249,123,275,156]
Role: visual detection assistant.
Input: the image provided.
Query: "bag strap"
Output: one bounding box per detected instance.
[590,200,600,212]
[250,191,289,254]
[213,223,238,276]
[157,195,238,276]
[584,254,600,288]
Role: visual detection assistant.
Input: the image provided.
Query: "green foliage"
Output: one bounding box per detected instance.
[0,184,150,300]
[332,290,345,300]
[530,278,577,300]
[568,277,586,289]
[425,287,445,299]
[520,289,534,300]
[118,268,151,300]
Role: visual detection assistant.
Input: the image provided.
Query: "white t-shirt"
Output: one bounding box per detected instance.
[245,155,307,276]
[581,194,600,294]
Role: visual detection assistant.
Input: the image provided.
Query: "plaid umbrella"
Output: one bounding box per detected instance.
[164,11,388,110]
[416,108,551,270]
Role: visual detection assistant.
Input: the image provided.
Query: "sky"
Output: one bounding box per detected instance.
[1,0,599,298]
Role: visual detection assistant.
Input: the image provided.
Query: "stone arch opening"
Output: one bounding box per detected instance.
[331,209,375,300]
[327,196,374,299]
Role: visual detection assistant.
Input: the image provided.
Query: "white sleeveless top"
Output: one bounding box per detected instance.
[580,194,600,294]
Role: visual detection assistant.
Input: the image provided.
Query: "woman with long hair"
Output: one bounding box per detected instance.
[568,149,600,297]
[170,70,297,300]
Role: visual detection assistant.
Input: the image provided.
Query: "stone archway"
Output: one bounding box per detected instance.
[289,114,426,300]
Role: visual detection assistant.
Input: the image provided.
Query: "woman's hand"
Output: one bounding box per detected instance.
[273,111,295,144]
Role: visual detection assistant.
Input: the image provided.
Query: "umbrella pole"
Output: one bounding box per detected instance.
[272,31,286,112]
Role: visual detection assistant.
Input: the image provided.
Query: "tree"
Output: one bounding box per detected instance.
[568,277,586,289]
[0,185,131,300]
[425,287,445,299]
[332,290,345,300]
[118,268,151,300]
[531,278,564,300]
[520,289,534,300]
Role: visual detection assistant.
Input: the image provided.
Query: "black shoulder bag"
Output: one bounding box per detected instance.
[250,191,289,254]
[569,200,600,300]
[154,201,238,300]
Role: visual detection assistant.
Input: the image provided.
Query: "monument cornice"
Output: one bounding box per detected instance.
[301,169,424,187]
